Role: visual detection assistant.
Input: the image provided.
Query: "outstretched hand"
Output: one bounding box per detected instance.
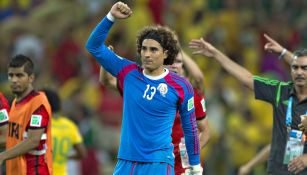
[110,1,132,19]
[189,38,218,58]
[263,34,284,54]
[288,154,307,174]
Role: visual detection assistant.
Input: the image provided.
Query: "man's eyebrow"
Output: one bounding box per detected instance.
[142,45,157,48]
[291,64,307,67]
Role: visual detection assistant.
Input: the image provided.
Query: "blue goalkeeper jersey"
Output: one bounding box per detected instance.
[86,16,200,166]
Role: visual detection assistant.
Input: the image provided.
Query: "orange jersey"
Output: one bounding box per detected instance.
[7,91,52,175]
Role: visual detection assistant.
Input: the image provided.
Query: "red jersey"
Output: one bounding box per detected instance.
[7,91,52,175]
[0,92,10,126]
[171,88,206,175]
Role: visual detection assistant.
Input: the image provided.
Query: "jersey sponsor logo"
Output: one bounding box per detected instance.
[8,122,20,139]
[188,97,194,111]
[157,83,168,97]
[30,115,42,127]
[0,109,9,122]
[201,98,206,112]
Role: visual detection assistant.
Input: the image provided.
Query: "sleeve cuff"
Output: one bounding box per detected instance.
[107,12,115,22]
[190,164,202,170]
[188,154,200,165]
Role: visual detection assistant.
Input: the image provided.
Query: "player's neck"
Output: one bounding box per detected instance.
[144,67,166,77]
[16,86,33,102]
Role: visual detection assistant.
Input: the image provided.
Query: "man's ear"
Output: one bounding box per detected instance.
[163,50,168,59]
[29,74,35,83]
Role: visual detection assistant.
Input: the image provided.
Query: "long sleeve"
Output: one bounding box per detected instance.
[178,81,200,166]
[85,16,133,77]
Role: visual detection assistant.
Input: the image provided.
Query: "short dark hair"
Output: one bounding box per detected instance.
[136,26,179,65]
[293,48,307,58]
[42,89,61,113]
[9,55,34,75]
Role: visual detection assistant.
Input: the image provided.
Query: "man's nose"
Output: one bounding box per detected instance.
[10,76,18,82]
[144,50,151,57]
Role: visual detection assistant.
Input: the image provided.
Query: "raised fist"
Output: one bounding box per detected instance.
[110,1,132,19]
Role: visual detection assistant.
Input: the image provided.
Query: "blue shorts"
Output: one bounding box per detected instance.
[113,159,174,175]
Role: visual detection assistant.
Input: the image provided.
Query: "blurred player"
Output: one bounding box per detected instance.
[43,89,87,175]
[2,54,52,175]
[0,92,10,147]
[0,92,10,175]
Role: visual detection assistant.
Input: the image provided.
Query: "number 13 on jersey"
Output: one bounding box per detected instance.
[143,84,157,100]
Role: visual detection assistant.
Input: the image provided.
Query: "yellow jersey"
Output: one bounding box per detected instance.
[52,116,83,175]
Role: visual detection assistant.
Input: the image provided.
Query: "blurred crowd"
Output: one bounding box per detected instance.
[1,0,307,174]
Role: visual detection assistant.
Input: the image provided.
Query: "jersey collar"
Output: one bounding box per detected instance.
[143,68,169,80]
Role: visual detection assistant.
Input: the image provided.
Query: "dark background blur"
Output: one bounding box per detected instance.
[1,0,307,174]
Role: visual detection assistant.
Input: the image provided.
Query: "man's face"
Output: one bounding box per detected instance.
[140,39,167,72]
[166,52,183,75]
[8,66,33,96]
[291,56,307,88]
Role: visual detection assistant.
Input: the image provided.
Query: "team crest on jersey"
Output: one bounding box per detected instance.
[157,83,168,97]
[30,115,42,127]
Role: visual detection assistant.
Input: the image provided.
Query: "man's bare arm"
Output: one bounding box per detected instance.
[197,118,210,149]
[181,50,204,91]
[238,144,270,175]
[189,38,254,90]
[263,34,294,65]
[0,128,45,161]
[68,143,87,160]
[0,125,7,148]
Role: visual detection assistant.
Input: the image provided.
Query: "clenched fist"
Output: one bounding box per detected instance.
[110,1,132,19]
